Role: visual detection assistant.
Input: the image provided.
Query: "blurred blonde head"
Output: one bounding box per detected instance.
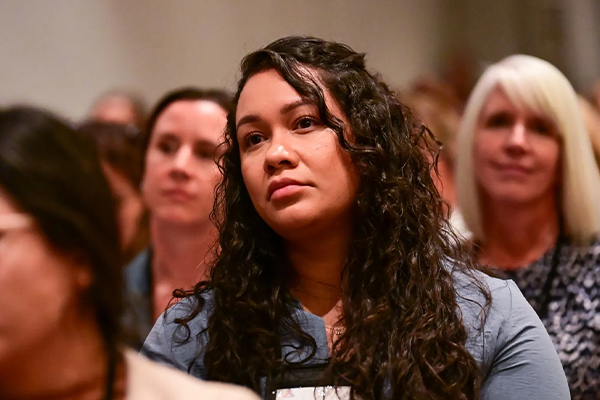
[456,54,600,244]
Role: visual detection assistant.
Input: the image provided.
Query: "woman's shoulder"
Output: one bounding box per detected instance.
[162,291,214,330]
[451,267,570,398]
[451,267,535,361]
[124,349,259,400]
[140,291,214,377]
[452,265,554,331]
[451,267,522,332]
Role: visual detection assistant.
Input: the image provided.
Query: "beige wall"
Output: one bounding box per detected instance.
[0,0,443,120]
[560,0,600,90]
[442,0,600,92]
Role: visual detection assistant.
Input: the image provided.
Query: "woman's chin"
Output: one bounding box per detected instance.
[153,209,209,227]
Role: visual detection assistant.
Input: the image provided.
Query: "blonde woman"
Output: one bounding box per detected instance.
[456,54,600,398]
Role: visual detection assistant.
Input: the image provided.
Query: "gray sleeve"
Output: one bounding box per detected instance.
[139,298,209,378]
[481,280,570,400]
[140,312,183,369]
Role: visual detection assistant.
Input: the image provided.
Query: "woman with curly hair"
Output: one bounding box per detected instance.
[142,37,568,400]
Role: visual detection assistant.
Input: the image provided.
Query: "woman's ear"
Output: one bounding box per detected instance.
[66,252,93,290]
[74,265,93,290]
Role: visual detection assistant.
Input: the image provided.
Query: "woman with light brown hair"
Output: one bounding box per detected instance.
[123,87,233,349]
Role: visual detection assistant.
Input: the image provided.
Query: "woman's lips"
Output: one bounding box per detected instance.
[495,163,532,177]
[270,184,306,201]
[267,178,307,200]
[162,188,195,202]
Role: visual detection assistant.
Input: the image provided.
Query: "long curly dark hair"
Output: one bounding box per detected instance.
[177,36,490,400]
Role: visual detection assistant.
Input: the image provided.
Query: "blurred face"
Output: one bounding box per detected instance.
[143,100,227,225]
[0,190,89,368]
[474,87,561,206]
[102,163,144,250]
[236,69,359,239]
[90,95,137,127]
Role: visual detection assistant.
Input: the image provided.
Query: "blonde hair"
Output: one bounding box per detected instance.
[455,54,600,244]
[578,95,600,168]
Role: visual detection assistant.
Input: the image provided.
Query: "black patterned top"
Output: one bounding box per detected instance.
[502,238,600,400]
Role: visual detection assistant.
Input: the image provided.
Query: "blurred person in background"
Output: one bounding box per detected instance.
[401,77,469,237]
[124,87,232,348]
[0,106,259,400]
[78,121,149,264]
[441,51,478,111]
[456,54,600,399]
[88,90,148,137]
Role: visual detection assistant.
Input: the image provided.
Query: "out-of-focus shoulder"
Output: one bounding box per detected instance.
[125,349,260,400]
[140,291,214,377]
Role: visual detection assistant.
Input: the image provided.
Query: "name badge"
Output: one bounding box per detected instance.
[275,386,351,399]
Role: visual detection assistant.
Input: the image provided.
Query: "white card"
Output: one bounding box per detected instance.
[275,386,351,400]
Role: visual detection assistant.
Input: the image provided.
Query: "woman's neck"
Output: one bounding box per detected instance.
[286,224,351,316]
[150,218,217,318]
[286,227,351,353]
[479,195,560,269]
[0,314,124,400]
[151,218,216,285]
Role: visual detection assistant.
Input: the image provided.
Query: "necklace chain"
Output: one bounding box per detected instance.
[289,284,344,337]
[325,325,344,336]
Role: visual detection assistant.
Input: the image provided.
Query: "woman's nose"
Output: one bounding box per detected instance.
[170,147,194,179]
[264,134,299,173]
[504,121,529,154]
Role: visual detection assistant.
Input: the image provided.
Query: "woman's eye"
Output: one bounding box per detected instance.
[529,118,552,135]
[294,117,320,131]
[486,113,512,128]
[157,140,178,154]
[245,133,265,148]
[195,149,216,160]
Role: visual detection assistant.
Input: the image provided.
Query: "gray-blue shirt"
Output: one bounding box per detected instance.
[122,247,153,350]
[141,270,570,399]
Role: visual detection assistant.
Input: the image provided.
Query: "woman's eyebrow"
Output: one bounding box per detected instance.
[236,99,313,131]
[280,99,312,115]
